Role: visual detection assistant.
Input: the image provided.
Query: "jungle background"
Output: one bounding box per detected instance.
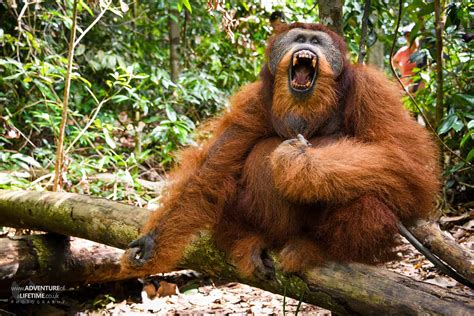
[0,0,472,314]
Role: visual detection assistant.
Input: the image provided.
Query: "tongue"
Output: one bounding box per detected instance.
[294,66,311,85]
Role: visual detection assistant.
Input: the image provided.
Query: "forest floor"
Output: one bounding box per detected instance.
[3,211,472,315]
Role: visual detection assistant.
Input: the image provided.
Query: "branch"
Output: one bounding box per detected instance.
[357,0,371,64]
[73,0,112,48]
[0,190,472,314]
[410,220,474,283]
[53,0,79,191]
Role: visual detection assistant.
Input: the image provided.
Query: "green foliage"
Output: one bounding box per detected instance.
[0,0,472,209]
[401,1,473,207]
[0,0,272,200]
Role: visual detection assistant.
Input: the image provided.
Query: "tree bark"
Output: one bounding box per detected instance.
[0,190,147,249]
[169,6,180,83]
[434,0,445,127]
[318,0,344,36]
[410,220,474,283]
[0,235,134,294]
[368,32,384,69]
[357,0,371,64]
[0,190,473,315]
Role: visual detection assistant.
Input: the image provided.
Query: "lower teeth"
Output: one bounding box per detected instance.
[292,80,311,89]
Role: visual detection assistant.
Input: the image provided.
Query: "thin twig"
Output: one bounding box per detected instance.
[6,122,36,149]
[64,87,109,155]
[53,0,79,192]
[303,1,318,19]
[358,0,371,64]
[16,0,31,61]
[389,0,472,167]
[73,0,112,48]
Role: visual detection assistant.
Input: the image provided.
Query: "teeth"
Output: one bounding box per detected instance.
[291,79,312,90]
[293,50,317,68]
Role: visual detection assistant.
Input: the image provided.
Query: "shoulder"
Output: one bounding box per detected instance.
[228,80,269,117]
[344,65,411,139]
[219,80,270,132]
[351,65,401,100]
[229,81,265,107]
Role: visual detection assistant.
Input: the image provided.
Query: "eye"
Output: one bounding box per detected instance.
[295,35,306,43]
[311,37,319,45]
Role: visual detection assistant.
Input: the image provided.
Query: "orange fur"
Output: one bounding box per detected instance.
[122,23,440,277]
[272,53,337,120]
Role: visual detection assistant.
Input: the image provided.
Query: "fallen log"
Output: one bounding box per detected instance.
[410,220,474,283]
[0,235,130,291]
[0,189,473,315]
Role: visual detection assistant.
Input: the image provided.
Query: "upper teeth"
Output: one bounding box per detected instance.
[292,50,316,66]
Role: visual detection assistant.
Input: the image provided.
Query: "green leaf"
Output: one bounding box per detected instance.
[467,120,474,130]
[79,0,94,16]
[94,118,102,129]
[418,2,435,16]
[453,120,464,133]
[409,21,422,44]
[182,0,192,13]
[33,79,56,101]
[454,94,474,106]
[111,95,129,103]
[460,130,473,148]
[437,115,458,135]
[466,148,474,162]
[240,1,249,11]
[165,105,177,122]
[11,153,42,168]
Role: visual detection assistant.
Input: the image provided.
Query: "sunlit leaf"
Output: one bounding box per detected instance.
[102,128,116,149]
[11,153,42,168]
[165,105,177,122]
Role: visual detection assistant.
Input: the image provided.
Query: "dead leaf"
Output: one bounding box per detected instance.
[157,281,178,297]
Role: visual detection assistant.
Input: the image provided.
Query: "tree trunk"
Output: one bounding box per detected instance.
[368,33,384,69]
[318,0,344,36]
[434,0,444,127]
[357,0,371,64]
[169,6,180,83]
[0,190,473,314]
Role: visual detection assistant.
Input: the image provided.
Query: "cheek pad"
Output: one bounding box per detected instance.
[269,35,292,75]
[322,44,343,77]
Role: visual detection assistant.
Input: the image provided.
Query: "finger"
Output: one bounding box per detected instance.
[142,238,155,261]
[297,134,310,146]
[128,247,142,262]
[128,238,142,248]
[282,138,298,146]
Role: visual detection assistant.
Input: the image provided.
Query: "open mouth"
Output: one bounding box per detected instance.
[289,49,318,93]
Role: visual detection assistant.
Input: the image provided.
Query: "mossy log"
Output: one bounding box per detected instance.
[0,189,473,315]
